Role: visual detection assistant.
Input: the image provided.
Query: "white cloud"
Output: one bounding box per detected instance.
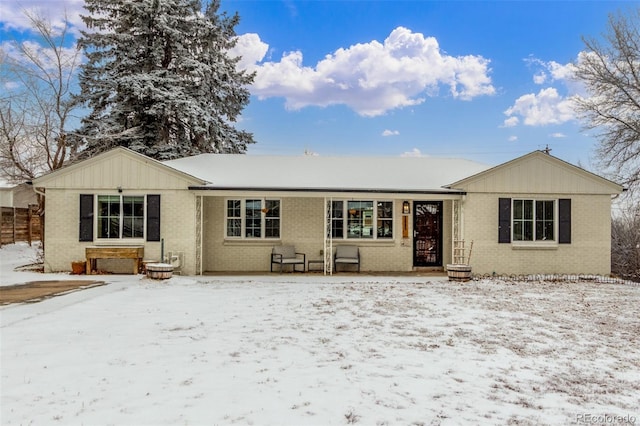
[503,88,575,127]
[533,72,546,85]
[1,39,81,93]
[401,148,423,157]
[382,129,400,137]
[549,132,567,138]
[526,56,587,97]
[508,135,518,142]
[3,81,20,90]
[502,116,519,128]
[545,61,576,82]
[0,0,86,35]
[527,58,576,84]
[503,55,597,129]
[228,33,269,72]
[13,40,80,71]
[233,27,495,117]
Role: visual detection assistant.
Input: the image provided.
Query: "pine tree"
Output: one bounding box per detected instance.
[75,0,254,160]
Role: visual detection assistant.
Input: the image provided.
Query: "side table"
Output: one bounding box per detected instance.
[307,259,325,272]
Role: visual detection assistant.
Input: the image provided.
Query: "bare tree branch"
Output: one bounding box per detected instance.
[611,200,640,282]
[0,10,81,185]
[573,9,640,193]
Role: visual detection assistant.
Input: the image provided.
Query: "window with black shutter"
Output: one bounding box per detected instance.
[501,198,569,244]
[498,198,511,243]
[558,199,571,244]
[146,195,161,241]
[80,193,158,241]
[79,194,94,242]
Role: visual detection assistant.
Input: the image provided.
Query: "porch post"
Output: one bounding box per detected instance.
[197,195,203,275]
[324,197,333,275]
[452,199,457,264]
[451,196,466,264]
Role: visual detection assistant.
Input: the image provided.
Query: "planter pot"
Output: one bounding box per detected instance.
[71,261,86,275]
[447,264,472,282]
[146,263,173,280]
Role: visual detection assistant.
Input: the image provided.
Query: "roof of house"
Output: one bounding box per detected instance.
[164,154,492,193]
[0,178,14,189]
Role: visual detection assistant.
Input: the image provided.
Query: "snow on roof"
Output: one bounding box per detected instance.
[0,178,15,189]
[163,155,492,192]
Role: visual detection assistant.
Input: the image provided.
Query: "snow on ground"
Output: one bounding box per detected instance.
[0,242,73,287]
[1,243,639,425]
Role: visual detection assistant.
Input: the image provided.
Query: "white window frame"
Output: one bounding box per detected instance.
[225,198,281,240]
[95,194,146,242]
[330,199,394,240]
[512,198,557,245]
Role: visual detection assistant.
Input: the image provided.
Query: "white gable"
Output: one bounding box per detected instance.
[448,151,623,195]
[33,148,205,190]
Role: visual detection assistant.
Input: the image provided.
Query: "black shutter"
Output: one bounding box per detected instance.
[558,198,571,244]
[498,198,511,243]
[147,194,161,242]
[79,194,94,242]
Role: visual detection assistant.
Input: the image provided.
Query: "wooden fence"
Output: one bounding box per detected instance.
[1,206,41,246]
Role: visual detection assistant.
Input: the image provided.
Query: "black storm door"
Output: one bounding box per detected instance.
[413,201,443,267]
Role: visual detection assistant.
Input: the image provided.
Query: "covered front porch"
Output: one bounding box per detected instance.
[191,191,465,275]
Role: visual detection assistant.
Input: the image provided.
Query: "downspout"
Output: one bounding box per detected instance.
[460,194,465,245]
[199,195,203,276]
[32,184,46,249]
[32,185,45,202]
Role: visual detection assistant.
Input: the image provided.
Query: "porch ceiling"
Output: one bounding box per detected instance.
[187,187,466,199]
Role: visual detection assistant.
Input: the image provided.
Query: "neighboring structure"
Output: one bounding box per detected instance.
[0,183,38,208]
[1,182,41,246]
[32,147,623,275]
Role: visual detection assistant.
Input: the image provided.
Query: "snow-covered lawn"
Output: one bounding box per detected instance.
[1,243,639,425]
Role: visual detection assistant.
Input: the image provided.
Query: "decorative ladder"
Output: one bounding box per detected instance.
[453,240,473,265]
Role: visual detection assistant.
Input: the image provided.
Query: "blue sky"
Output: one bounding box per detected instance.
[1,0,638,168]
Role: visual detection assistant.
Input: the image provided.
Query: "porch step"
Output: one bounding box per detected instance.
[412,266,444,273]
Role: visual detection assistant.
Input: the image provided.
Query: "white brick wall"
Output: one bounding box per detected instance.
[202,197,445,272]
[462,193,612,275]
[43,189,198,275]
[44,190,612,276]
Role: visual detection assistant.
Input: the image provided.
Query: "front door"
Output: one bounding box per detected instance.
[413,201,443,267]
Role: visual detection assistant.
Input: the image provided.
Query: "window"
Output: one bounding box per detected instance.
[377,201,393,238]
[499,198,570,245]
[513,199,555,242]
[264,199,280,238]
[226,199,281,239]
[348,201,374,238]
[245,199,262,238]
[330,200,393,240]
[226,200,241,237]
[330,201,344,238]
[97,195,145,239]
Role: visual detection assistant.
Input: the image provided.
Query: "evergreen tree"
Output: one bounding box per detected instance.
[75,0,254,160]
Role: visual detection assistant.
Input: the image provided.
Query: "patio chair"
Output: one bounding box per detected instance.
[334,245,360,272]
[271,245,306,273]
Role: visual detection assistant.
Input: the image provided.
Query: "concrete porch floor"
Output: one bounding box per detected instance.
[202,269,447,277]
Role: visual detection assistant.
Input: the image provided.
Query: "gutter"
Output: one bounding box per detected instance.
[27,181,46,200]
[187,186,466,195]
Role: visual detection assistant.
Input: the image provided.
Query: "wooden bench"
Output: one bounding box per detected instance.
[86,246,144,275]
